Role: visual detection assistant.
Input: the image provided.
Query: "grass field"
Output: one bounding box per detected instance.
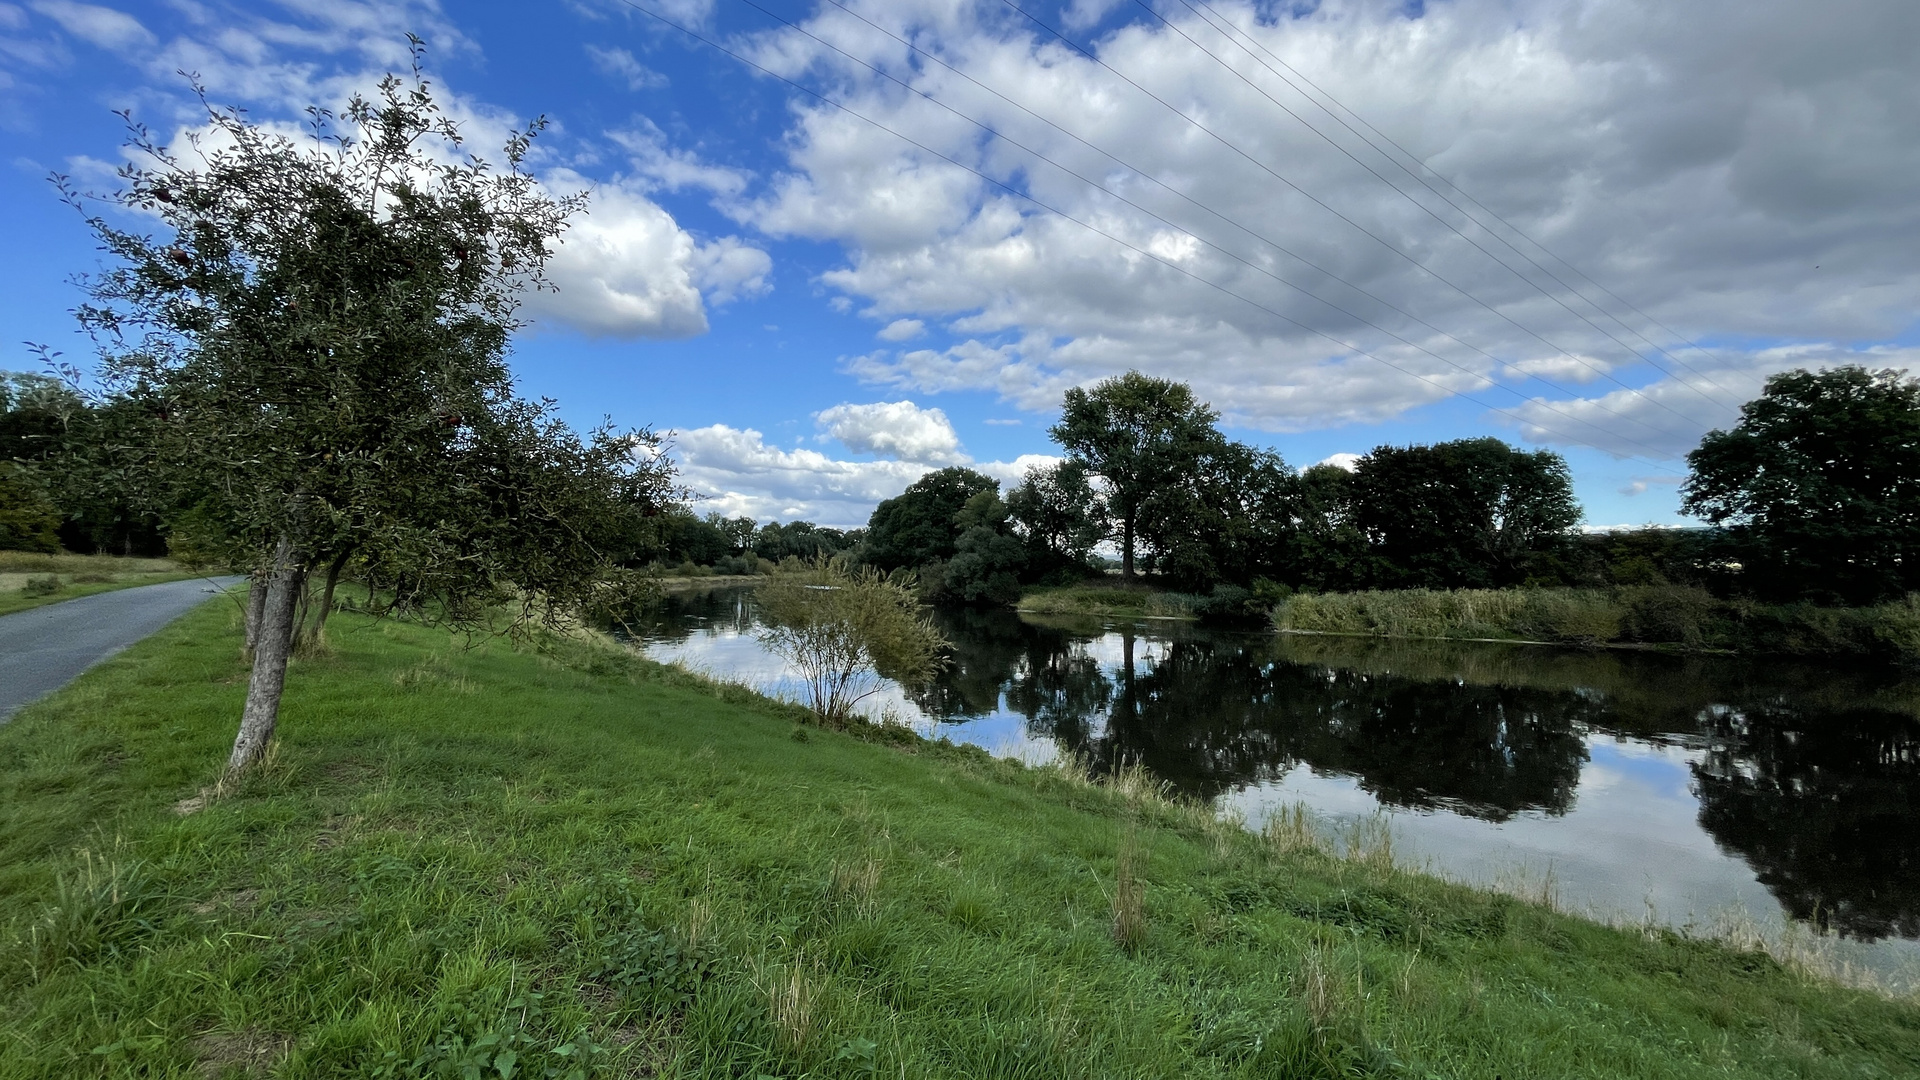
[0,551,198,617]
[1017,583,1204,619]
[1,600,1916,1077]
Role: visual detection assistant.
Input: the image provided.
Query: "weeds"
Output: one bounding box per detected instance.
[1112,828,1148,952]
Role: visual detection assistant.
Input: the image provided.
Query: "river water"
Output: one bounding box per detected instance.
[629,585,1920,983]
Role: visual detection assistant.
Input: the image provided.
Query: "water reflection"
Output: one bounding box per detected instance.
[629,587,1920,945]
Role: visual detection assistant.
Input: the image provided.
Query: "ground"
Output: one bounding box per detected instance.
[1,600,1915,1078]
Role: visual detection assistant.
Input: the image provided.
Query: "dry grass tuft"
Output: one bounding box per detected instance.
[1112,828,1148,953]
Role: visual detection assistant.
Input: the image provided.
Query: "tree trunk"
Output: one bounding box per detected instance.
[228,539,304,776]
[1122,516,1136,580]
[243,572,269,660]
[302,548,352,648]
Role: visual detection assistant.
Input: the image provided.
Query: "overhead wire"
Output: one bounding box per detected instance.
[1168,0,1749,408]
[799,0,1684,449]
[992,0,1714,430]
[607,0,1681,467]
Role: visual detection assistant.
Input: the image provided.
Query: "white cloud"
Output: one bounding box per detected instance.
[815,400,966,464]
[585,44,667,90]
[877,317,924,341]
[1314,452,1362,472]
[609,120,752,197]
[30,1,153,52]
[725,0,1920,456]
[529,172,771,339]
[673,423,1044,526]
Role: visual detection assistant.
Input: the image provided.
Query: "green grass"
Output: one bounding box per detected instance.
[0,551,199,616]
[1018,583,1204,619]
[2,602,1916,1078]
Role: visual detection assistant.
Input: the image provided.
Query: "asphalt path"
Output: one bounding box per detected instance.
[0,576,243,722]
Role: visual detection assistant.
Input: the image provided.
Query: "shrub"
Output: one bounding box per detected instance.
[756,560,948,727]
[21,574,62,597]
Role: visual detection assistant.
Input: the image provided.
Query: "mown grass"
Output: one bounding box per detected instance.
[1018,583,1204,619]
[0,551,197,616]
[1278,585,1920,661]
[2,601,1917,1078]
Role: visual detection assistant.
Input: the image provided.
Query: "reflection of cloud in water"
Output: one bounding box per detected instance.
[642,627,1062,763]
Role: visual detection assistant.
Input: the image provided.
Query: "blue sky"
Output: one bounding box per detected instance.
[4,0,1916,526]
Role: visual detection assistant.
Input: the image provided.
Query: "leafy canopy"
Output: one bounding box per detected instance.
[1683,365,1920,604]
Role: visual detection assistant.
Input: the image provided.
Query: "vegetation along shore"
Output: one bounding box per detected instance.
[3,601,1917,1076]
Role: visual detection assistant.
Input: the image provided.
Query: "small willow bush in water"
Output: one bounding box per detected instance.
[755,560,947,727]
[1277,585,1920,660]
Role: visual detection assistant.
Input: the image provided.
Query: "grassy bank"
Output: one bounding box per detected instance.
[1017,582,1204,619]
[2,605,1916,1077]
[1278,585,1920,661]
[0,551,198,617]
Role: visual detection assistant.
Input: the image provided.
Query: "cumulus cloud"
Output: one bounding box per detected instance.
[815,400,966,463]
[877,317,924,341]
[671,422,1051,525]
[525,173,771,339]
[1314,452,1362,472]
[726,0,1920,456]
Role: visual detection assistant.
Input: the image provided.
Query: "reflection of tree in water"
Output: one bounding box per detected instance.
[619,586,759,645]
[1002,628,1592,815]
[911,606,1057,718]
[1693,704,1920,939]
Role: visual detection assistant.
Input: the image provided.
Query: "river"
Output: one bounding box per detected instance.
[627,584,1920,985]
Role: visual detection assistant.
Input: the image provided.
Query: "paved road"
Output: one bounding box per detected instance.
[0,576,244,722]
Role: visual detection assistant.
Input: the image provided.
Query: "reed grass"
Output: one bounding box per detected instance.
[1278,584,1920,660]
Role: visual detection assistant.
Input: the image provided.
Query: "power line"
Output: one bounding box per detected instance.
[795,0,1682,450]
[1176,0,1750,407]
[608,0,1680,467]
[993,0,1715,430]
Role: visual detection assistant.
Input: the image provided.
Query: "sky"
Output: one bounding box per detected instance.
[2,0,1916,528]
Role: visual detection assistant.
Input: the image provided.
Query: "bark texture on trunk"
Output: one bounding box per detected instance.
[228,539,304,775]
[301,548,352,649]
[243,573,269,659]
[1121,516,1136,580]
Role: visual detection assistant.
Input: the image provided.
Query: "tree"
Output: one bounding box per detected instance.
[1348,438,1581,589]
[1006,459,1104,578]
[861,466,999,571]
[60,55,672,775]
[1146,440,1295,591]
[755,560,947,727]
[941,489,1027,604]
[0,463,61,552]
[1050,373,1220,578]
[1683,366,1920,605]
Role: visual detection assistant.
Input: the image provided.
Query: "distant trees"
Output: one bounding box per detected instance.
[1683,366,1920,605]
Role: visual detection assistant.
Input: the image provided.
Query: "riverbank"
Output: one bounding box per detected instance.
[1278,586,1920,661]
[5,603,1913,1076]
[0,552,198,617]
[1016,582,1204,619]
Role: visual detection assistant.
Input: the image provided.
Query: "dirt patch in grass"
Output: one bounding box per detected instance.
[191,1029,291,1078]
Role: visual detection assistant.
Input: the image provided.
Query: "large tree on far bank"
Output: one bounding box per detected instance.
[1349,438,1581,589]
[1683,366,1920,605]
[1050,373,1220,579]
[61,56,673,775]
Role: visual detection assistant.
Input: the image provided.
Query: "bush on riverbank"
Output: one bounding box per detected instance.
[1277,585,1920,660]
[5,602,1915,1075]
